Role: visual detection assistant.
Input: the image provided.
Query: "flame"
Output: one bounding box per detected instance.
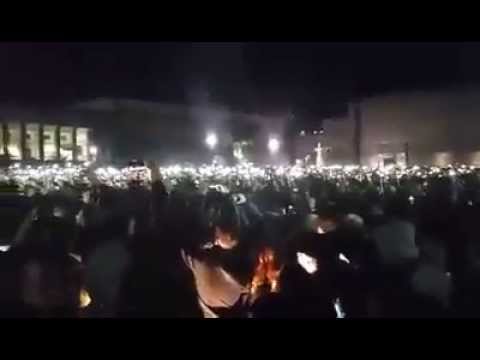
[214,227,238,250]
[250,247,283,297]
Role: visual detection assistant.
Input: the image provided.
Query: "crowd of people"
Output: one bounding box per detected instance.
[0,160,480,318]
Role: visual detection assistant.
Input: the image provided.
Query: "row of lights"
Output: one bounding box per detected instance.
[299,129,324,136]
[205,132,281,155]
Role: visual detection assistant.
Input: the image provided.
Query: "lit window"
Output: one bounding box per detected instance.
[76,128,90,162]
[43,125,57,161]
[60,126,73,161]
[25,123,40,160]
[7,123,21,160]
[0,125,4,156]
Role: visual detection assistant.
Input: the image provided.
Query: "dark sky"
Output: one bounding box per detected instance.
[0,42,479,118]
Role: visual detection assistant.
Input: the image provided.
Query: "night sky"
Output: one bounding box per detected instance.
[0,42,479,119]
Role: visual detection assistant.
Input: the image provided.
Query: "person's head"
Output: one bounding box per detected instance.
[81,190,91,205]
[315,202,340,233]
[204,189,241,250]
[342,213,365,231]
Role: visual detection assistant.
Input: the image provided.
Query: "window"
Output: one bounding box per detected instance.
[59,126,73,161]
[25,123,40,160]
[0,125,4,156]
[382,153,396,166]
[7,123,21,160]
[43,125,57,160]
[76,128,90,162]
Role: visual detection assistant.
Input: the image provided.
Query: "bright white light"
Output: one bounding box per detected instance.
[268,137,280,154]
[344,165,359,172]
[89,145,98,156]
[338,253,351,264]
[205,132,218,150]
[69,253,82,263]
[297,252,318,274]
[385,164,395,172]
[201,242,215,250]
[334,298,346,318]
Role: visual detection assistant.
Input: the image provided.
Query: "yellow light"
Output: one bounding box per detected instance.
[79,289,92,308]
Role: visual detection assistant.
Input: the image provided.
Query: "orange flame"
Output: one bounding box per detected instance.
[250,247,283,297]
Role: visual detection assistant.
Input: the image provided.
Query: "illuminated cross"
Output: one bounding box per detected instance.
[314,142,331,168]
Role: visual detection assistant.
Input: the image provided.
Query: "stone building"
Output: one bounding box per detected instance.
[0,106,95,163]
[314,87,480,167]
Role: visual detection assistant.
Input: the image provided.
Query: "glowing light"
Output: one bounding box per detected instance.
[205,132,218,150]
[344,165,359,173]
[251,248,283,296]
[1,162,479,198]
[334,298,346,318]
[69,253,82,263]
[79,289,92,308]
[268,137,280,155]
[297,252,318,274]
[338,253,351,264]
[89,145,98,156]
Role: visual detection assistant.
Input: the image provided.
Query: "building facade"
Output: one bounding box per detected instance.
[0,122,94,162]
[313,87,480,167]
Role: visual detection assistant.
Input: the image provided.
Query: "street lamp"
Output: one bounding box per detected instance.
[268,136,280,155]
[205,132,218,150]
